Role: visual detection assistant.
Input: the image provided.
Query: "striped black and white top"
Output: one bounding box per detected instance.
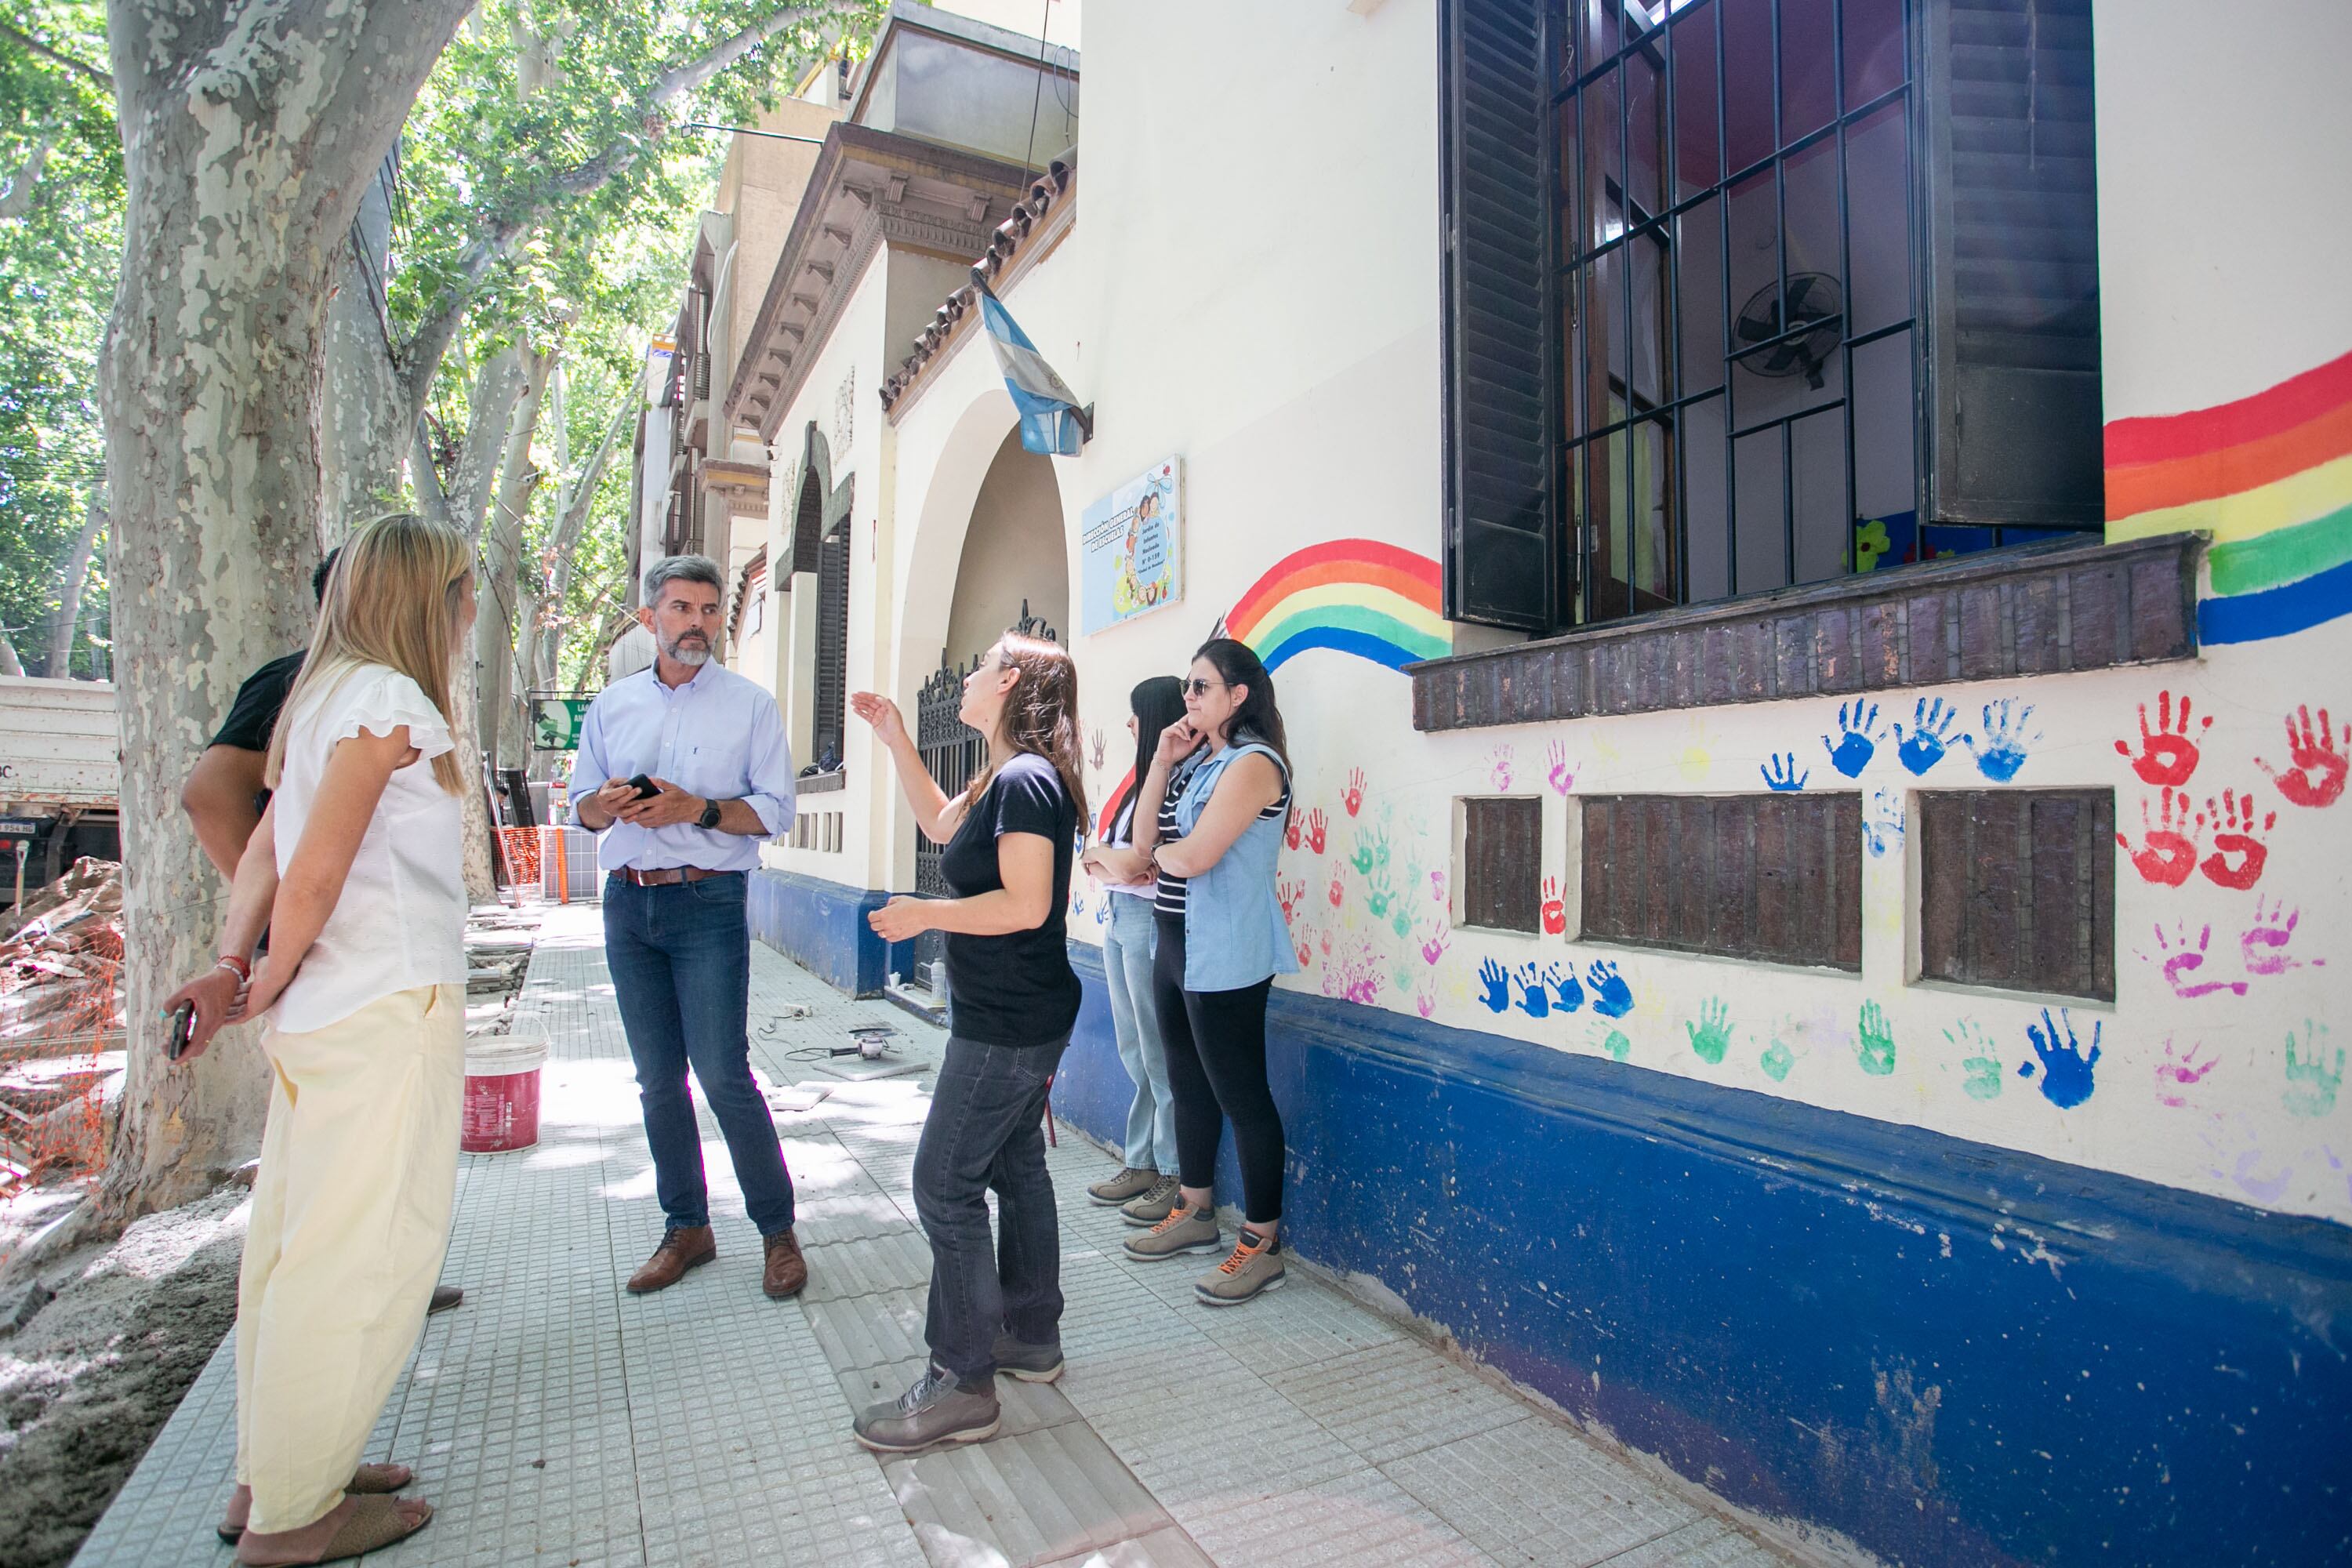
[1152,753,1290,918]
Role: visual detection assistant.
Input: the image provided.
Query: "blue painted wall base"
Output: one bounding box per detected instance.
[750,868,913,996]
[1060,942,2352,1566]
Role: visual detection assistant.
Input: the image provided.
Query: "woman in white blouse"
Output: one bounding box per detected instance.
[164,511,475,1566]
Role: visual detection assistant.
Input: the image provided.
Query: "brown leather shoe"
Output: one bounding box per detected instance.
[626,1227,716,1294]
[761,1229,808,1300]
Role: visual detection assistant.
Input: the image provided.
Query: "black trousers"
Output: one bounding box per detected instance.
[1150,913,1283,1225]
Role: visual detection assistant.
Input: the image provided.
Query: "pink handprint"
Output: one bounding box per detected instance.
[2140,922,2248,1000]
[1420,918,1451,966]
[1429,869,1446,905]
[1304,808,1328,855]
[2153,1040,2216,1108]
[1416,987,1438,1019]
[2197,787,2274,891]
[2116,787,2201,887]
[2256,704,2350,809]
[2114,690,2210,787]
[1546,739,1576,796]
[1342,769,1366,818]
[1487,745,1515,791]
[2241,895,2325,978]
[1327,873,1345,908]
[1319,927,1334,957]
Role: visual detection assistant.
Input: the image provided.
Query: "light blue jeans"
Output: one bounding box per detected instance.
[1101,892,1178,1174]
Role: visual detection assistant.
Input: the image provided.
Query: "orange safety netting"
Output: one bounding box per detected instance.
[494,826,572,905]
[1,859,124,1200]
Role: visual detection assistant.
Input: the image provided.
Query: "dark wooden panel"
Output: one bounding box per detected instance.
[1919,788,2116,1000]
[1464,797,1542,933]
[1578,795,1860,971]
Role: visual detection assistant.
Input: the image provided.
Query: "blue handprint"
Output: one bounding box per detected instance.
[1893,697,1961,775]
[1586,960,1635,1018]
[1760,752,1809,792]
[1548,965,1585,1013]
[1512,964,1551,1018]
[1962,699,2039,782]
[1820,701,1882,779]
[2020,1007,2101,1109]
[1476,958,1510,1014]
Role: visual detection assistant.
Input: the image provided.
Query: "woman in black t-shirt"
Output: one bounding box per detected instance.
[847,632,1087,1453]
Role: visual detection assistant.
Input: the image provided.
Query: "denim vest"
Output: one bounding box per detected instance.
[1170,740,1301,993]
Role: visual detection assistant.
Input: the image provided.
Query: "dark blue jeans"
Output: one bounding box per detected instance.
[604,873,795,1236]
[914,1034,1067,1383]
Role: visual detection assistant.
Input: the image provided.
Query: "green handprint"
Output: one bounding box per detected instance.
[1857,1002,1896,1076]
[1944,1019,2002,1101]
[2283,1021,2342,1117]
[1686,998,1733,1065]
[1365,868,1396,919]
[1760,1036,1796,1082]
[1391,960,1417,999]
[1350,830,1377,876]
[1596,1027,1632,1062]
[1389,898,1414,938]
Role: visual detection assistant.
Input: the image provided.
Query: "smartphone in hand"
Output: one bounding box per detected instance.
[626,774,660,800]
[165,1001,196,1062]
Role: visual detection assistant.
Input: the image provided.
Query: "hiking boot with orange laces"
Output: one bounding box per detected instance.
[1121,1195,1221,1261]
[1196,1228,1286,1306]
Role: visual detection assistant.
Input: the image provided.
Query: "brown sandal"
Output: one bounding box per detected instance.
[216,1466,415,1542]
[234,1494,433,1566]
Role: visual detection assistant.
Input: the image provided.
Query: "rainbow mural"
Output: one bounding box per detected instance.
[2106,347,2352,645]
[1225,539,1449,674]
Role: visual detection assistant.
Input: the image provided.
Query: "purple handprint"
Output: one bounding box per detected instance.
[2140,922,2248,1000]
[1420,919,1451,965]
[1488,744,1515,791]
[2241,895,2325,978]
[1546,739,1576,796]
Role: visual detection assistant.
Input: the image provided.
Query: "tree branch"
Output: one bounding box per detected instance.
[0,129,57,223]
[0,20,114,91]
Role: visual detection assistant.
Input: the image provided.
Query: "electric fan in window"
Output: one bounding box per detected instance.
[1733,272,1843,390]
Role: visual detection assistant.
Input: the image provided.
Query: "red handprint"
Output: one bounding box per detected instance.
[1319,927,1334,957]
[1540,875,1566,935]
[1294,925,1314,967]
[1342,768,1367,818]
[1284,809,1301,851]
[1277,878,1304,921]
[2198,787,2274,891]
[2116,787,2201,887]
[1304,808,1328,855]
[2114,690,2210,787]
[2256,705,2349,809]
[1327,873,1345,908]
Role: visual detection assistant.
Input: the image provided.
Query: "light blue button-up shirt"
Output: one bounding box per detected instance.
[569,661,796,873]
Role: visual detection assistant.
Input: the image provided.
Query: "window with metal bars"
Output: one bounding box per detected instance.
[1441,0,2102,632]
[812,521,851,771]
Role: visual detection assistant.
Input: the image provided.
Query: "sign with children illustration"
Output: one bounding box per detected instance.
[1080,456,1182,633]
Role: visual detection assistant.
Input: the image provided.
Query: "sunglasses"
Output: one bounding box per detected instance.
[1182,677,1227,698]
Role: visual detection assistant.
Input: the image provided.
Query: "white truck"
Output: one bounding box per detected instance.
[0,676,121,913]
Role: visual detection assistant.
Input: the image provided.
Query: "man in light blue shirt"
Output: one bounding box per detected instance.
[572,554,807,1301]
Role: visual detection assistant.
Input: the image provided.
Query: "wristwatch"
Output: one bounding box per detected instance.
[698,798,724,830]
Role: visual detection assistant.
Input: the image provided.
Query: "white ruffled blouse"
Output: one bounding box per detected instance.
[268,662,468,1033]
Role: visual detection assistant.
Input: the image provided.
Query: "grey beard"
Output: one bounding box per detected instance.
[664,637,711,666]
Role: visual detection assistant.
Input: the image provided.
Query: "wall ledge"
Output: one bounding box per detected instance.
[1410,532,2202,731]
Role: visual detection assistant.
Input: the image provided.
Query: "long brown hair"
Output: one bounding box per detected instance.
[265,511,472,796]
[967,631,1087,828]
[1194,637,1287,770]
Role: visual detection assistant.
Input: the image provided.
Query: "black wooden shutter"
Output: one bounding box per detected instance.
[813,524,850,768]
[1439,0,1558,630]
[1919,0,2103,528]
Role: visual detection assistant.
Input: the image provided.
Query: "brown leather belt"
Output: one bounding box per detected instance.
[615,866,740,887]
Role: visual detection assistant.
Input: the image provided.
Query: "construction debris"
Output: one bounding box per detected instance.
[1,859,124,1193]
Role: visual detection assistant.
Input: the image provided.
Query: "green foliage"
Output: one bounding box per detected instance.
[0,2,118,676]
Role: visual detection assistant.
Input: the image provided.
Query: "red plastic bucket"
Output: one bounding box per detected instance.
[461,1034,547,1153]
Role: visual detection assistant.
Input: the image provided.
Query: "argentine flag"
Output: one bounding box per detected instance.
[975,278,1090,456]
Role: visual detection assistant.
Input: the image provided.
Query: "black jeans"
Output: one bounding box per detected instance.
[1151,913,1283,1226]
[913,1033,1068,1382]
[604,873,796,1236]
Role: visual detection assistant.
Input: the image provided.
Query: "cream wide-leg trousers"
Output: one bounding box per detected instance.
[234,982,464,1534]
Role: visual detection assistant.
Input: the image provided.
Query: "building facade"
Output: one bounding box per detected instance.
[721,2,2350,1561]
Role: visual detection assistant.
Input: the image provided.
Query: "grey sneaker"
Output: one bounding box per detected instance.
[1087,1166,1160,1206]
[990,1330,1065,1383]
[1120,1174,1182,1226]
[1122,1197,1221,1261]
[1196,1229,1287,1307]
[854,1365,1001,1453]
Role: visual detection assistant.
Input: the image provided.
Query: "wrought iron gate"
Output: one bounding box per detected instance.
[908,602,1060,993]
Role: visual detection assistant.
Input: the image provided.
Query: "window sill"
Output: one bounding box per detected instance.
[1410,532,2200,732]
[797,770,847,795]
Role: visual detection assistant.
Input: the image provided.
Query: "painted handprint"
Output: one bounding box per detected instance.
[1595,1025,1632,1062]
[1392,959,1418,1000]
[2117,787,2201,887]
[1416,986,1438,1020]
[1476,958,1511,1014]
[1944,1020,2002,1101]
[2197,787,2274,890]
[1420,918,1451,965]
[2241,896,2324,978]
[1327,873,1345,909]
[1488,744,1515,791]
[1303,808,1328,855]
[2256,704,2349,808]
[2114,689,2209,788]
[1277,878,1305,921]
[1350,828,1382,876]
[1760,752,1809,792]
[2152,1040,2215,1109]
[1284,810,1301,851]
[1428,869,1446,905]
[1366,868,1396,920]
[1320,927,1334,957]
[1540,876,1566,935]
[1548,967,1585,1013]
[1686,997,1733,1065]
[1342,768,1367,818]
[1963,699,2039,782]
[2140,921,2248,1000]
[1512,964,1554,1018]
[1390,898,1416,939]
[1585,960,1635,1018]
[1546,739,1576,796]
[1856,1001,1896,1076]
[1821,700,1884,779]
[1864,787,1905,858]
[2282,1022,2342,1118]
[1295,924,1316,968]
[2020,1008,2100,1109]
[1893,697,1962,775]
[1760,1036,1796,1083]
[1088,726,1106,770]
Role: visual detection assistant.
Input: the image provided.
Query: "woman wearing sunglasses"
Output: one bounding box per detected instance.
[1121,638,1298,1305]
